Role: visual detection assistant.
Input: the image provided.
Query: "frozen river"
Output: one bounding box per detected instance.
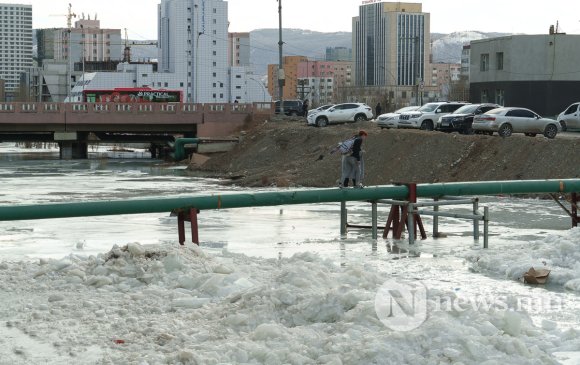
[1,143,579,364]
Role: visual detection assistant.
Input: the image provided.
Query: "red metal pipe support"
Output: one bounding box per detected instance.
[177,208,199,245]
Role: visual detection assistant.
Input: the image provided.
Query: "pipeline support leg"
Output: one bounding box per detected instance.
[371,201,378,240]
[408,203,415,245]
[572,192,578,227]
[190,208,199,245]
[473,199,480,241]
[340,201,347,236]
[178,212,186,245]
[483,206,489,249]
[433,198,439,238]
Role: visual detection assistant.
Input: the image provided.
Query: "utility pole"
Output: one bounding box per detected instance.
[414,35,422,106]
[277,0,284,114]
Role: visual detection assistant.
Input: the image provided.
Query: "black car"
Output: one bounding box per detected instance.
[436,103,501,134]
[274,100,304,116]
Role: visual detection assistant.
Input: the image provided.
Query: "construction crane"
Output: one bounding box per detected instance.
[49,3,77,30]
[123,28,158,63]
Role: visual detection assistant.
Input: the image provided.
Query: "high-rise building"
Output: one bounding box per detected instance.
[352,2,430,88]
[0,3,33,100]
[326,47,352,62]
[158,0,229,103]
[228,32,250,67]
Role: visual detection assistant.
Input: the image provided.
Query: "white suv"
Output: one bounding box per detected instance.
[557,102,580,131]
[397,102,468,130]
[307,103,373,127]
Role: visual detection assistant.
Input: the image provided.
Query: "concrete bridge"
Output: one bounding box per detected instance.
[0,102,273,158]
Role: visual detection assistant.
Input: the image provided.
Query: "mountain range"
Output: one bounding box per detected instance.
[249,29,512,75]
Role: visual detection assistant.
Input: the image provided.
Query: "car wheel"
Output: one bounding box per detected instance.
[543,124,558,139]
[420,120,434,131]
[316,117,328,127]
[498,124,512,137]
[559,120,567,132]
[524,133,537,137]
[354,114,367,122]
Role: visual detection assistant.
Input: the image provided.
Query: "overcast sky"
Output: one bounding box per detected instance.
[7,0,580,40]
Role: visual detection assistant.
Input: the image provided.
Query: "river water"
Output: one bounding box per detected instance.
[1,142,580,364]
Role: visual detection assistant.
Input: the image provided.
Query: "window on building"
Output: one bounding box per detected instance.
[235,75,241,78]
[496,52,504,70]
[480,54,489,71]
[236,86,241,89]
[213,40,216,45]
[180,82,184,87]
[213,51,216,56]
[213,72,216,77]
[402,91,407,99]
[164,82,168,87]
[496,89,504,105]
[481,89,488,103]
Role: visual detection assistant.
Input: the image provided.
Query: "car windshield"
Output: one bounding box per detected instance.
[417,103,440,112]
[453,105,479,114]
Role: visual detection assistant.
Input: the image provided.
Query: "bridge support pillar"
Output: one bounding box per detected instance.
[58,141,88,159]
[56,132,88,160]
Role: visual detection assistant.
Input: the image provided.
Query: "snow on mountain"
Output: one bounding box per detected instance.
[250,29,511,75]
[431,31,511,63]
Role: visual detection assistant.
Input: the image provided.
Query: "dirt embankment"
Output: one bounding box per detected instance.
[189,117,580,188]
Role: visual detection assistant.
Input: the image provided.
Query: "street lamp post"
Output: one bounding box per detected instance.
[248,77,266,102]
[277,0,284,114]
[80,25,86,99]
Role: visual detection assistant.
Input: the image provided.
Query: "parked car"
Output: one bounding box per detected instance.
[436,103,501,134]
[274,100,304,116]
[472,107,561,138]
[397,102,468,130]
[307,104,334,117]
[376,106,420,129]
[307,103,373,127]
[557,102,580,131]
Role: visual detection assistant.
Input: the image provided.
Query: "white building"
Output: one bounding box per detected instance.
[228,32,250,67]
[158,0,228,103]
[0,3,33,100]
[67,0,265,104]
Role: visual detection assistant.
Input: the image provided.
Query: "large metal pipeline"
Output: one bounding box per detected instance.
[0,179,579,222]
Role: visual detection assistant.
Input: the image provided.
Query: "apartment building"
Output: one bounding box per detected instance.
[0,3,33,100]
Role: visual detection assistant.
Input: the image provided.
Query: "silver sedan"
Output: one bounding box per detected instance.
[472,107,561,139]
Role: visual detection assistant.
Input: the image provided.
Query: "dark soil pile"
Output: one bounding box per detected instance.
[189,117,580,188]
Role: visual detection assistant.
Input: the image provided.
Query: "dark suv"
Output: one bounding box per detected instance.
[436,103,501,134]
[274,100,304,116]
